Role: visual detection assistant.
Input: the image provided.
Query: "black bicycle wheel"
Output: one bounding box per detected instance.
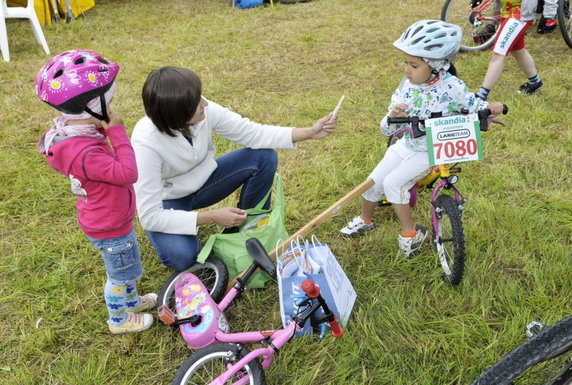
[470,315,572,385]
[158,256,229,313]
[433,194,465,286]
[172,343,265,385]
[558,0,572,48]
[441,0,500,52]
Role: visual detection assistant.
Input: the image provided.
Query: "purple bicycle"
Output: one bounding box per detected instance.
[158,238,343,385]
[381,105,508,286]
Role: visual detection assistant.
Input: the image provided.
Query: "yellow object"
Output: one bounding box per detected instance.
[7,0,95,26]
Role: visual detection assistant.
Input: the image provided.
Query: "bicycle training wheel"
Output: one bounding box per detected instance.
[470,315,572,385]
[558,0,572,48]
[171,343,265,385]
[433,194,466,286]
[441,0,499,52]
[157,255,229,312]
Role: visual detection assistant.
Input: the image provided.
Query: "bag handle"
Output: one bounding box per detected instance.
[290,237,306,272]
[248,173,283,215]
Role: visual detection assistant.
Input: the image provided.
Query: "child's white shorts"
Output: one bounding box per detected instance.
[363,138,432,204]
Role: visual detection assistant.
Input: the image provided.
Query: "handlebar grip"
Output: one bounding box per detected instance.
[301,279,320,298]
[502,104,509,115]
[329,314,344,338]
[386,117,412,125]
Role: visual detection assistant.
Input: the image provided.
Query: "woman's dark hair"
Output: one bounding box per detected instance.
[142,66,202,137]
[448,62,457,77]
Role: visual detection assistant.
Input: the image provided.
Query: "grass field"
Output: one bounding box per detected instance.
[1,0,571,384]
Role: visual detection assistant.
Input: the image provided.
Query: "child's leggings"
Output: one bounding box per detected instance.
[104,279,140,325]
[87,230,143,326]
[362,138,432,204]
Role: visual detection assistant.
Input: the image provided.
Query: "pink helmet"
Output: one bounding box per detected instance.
[35,50,119,121]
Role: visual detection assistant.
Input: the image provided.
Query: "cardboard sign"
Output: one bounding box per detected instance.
[425,114,483,166]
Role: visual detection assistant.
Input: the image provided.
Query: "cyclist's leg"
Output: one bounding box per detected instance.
[512,47,538,78]
[362,141,407,221]
[479,18,530,96]
[382,144,429,232]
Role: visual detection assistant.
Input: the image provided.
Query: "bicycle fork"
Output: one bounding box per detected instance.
[431,166,465,244]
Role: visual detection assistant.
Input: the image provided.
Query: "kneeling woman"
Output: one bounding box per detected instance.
[132,66,337,271]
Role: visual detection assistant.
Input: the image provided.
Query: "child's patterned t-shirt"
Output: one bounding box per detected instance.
[380,73,487,152]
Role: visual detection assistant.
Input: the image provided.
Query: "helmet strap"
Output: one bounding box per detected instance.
[84,94,109,122]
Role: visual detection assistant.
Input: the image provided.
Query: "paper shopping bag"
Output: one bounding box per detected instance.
[305,236,357,327]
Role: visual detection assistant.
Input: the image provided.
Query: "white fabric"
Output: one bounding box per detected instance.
[542,0,558,18]
[493,18,529,56]
[363,139,432,204]
[41,117,101,153]
[131,99,295,235]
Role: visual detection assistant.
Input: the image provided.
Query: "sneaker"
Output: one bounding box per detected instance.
[108,312,154,334]
[398,225,428,258]
[473,23,496,44]
[340,216,374,236]
[538,17,557,34]
[127,293,158,313]
[518,80,543,95]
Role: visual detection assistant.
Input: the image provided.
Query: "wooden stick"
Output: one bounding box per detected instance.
[228,178,374,289]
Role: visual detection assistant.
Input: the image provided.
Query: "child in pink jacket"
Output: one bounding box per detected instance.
[36,50,156,334]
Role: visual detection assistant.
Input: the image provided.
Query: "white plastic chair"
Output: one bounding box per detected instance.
[0,0,50,62]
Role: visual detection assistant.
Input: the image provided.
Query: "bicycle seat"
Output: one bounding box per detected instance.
[246,238,277,279]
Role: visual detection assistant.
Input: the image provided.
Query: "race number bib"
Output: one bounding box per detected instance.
[425,114,483,166]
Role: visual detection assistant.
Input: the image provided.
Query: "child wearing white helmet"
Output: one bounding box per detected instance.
[340,20,504,258]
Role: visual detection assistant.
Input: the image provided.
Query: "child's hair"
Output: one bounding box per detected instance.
[142,66,202,137]
[36,50,119,122]
[393,20,462,77]
[448,63,458,77]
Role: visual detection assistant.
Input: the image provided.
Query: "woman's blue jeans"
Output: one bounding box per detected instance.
[146,148,278,271]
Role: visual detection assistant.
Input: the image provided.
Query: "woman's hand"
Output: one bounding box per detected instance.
[292,114,337,142]
[388,103,409,118]
[198,207,247,228]
[487,102,504,116]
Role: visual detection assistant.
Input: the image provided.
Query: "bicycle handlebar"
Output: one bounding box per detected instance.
[300,279,343,338]
[386,105,508,136]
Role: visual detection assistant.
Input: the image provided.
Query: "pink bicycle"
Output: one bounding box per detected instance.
[158,238,343,385]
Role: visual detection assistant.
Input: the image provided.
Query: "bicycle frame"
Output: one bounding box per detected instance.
[208,318,300,385]
[470,0,498,26]
[209,291,334,385]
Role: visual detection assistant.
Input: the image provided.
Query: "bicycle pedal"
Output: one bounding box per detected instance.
[157,304,176,325]
[526,321,545,338]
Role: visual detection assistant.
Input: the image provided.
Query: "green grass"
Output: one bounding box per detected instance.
[1,0,571,384]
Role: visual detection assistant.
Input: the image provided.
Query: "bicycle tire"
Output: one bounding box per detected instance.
[441,0,499,52]
[433,194,465,286]
[558,0,572,48]
[158,255,229,313]
[470,315,572,385]
[171,343,265,385]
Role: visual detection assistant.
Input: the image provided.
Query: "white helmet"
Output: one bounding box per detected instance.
[393,20,462,61]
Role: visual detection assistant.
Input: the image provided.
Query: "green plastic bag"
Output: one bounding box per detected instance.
[196,174,288,288]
